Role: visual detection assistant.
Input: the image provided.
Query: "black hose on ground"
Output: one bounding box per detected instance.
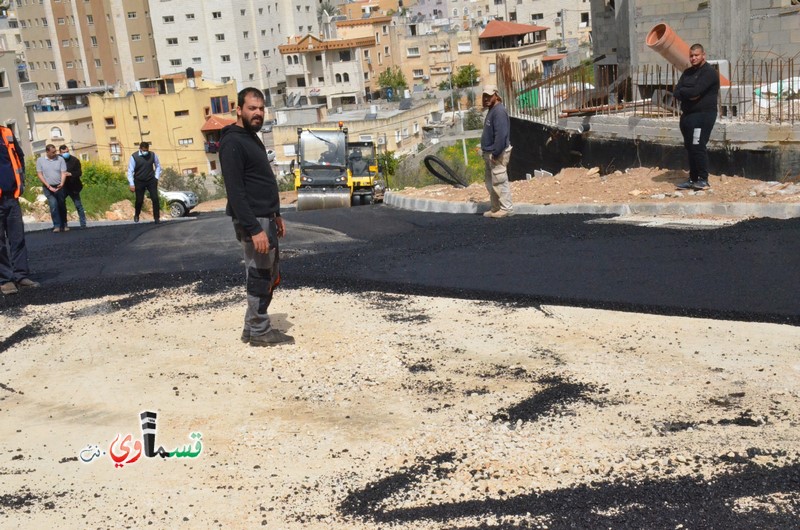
[423,155,468,188]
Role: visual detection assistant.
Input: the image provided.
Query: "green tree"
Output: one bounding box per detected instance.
[317,1,340,30]
[376,150,399,179]
[452,64,479,88]
[377,67,408,99]
[463,108,483,130]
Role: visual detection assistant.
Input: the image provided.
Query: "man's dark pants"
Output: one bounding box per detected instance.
[0,196,30,283]
[679,111,717,182]
[134,178,159,220]
[235,217,280,339]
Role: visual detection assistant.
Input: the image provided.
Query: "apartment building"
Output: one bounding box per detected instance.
[389,20,483,92]
[334,15,394,97]
[89,71,237,175]
[0,48,37,155]
[149,0,318,108]
[14,0,159,92]
[278,33,375,108]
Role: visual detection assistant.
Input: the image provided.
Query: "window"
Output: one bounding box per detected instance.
[62,39,69,47]
[189,36,198,42]
[86,15,93,24]
[0,71,6,90]
[244,52,250,60]
[262,50,269,57]
[192,57,201,64]
[240,9,246,15]
[335,73,341,82]
[110,143,121,154]
[163,15,174,23]
[50,127,63,138]
[127,12,137,19]
[95,59,102,67]
[343,73,349,82]
[46,39,52,48]
[174,110,189,117]
[186,13,195,20]
[131,34,141,41]
[531,13,543,21]
[221,55,230,62]
[339,50,351,61]
[259,8,263,14]
[50,61,57,70]
[489,63,496,73]
[457,42,472,53]
[135,56,144,63]
[580,12,589,26]
[407,47,420,57]
[212,11,222,19]
[170,59,182,66]
[413,69,423,78]
[178,138,193,145]
[58,17,65,25]
[66,61,74,69]
[104,117,116,128]
[166,38,177,45]
[215,34,225,41]
[221,76,231,83]
[243,31,249,38]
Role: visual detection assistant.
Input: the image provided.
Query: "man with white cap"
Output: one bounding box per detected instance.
[480,84,513,218]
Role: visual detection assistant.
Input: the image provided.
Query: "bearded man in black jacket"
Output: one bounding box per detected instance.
[674,43,719,191]
[220,87,294,347]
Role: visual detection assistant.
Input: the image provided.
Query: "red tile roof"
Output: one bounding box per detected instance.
[201,115,236,132]
[479,20,549,39]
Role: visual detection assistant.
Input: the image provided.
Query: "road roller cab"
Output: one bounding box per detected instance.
[292,124,353,211]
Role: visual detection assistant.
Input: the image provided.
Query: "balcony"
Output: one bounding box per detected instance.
[204,141,220,154]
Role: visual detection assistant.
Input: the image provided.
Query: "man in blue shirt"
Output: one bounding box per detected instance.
[480,85,513,218]
[126,141,162,223]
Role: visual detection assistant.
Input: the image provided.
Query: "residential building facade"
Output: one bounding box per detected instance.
[149,0,319,108]
[278,34,375,108]
[89,72,237,176]
[14,0,159,93]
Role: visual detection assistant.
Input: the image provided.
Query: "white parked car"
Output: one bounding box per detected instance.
[160,190,199,218]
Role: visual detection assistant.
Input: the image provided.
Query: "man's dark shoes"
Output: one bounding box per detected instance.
[240,330,250,343]
[134,214,139,223]
[17,278,40,288]
[249,329,295,347]
[676,180,696,190]
[1,282,19,295]
[693,180,710,190]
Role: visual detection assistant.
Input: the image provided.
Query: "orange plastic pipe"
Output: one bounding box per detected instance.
[646,23,730,86]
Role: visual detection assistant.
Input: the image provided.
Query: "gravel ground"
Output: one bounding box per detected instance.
[1,285,799,528]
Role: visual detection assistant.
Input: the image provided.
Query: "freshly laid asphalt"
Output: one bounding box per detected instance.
[6,200,800,325]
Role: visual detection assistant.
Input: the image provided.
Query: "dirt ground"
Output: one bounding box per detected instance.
[1,286,799,528]
[4,166,799,527]
[390,167,800,207]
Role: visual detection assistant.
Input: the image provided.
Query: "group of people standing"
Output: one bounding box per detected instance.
[35,143,86,233]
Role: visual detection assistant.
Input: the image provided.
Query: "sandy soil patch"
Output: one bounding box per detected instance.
[393,167,800,207]
[1,286,798,528]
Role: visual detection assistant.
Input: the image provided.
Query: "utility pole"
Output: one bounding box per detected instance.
[560,9,566,48]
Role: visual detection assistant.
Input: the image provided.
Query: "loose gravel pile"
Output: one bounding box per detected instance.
[1,285,798,528]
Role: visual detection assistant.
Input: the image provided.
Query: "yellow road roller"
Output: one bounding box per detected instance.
[292,124,381,211]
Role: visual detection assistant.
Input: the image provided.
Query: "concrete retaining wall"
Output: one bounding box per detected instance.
[508,116,800,182]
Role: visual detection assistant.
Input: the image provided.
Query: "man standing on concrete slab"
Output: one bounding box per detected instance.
[59,145,87,228]
[674,44,719,191]
[219,87,294,347]
[0,125,39,295]
[127,141,162,223]
[480,85,513,218]
[36,144,69,232]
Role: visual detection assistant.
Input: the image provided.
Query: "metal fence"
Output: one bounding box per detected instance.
[497,54,800,125]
